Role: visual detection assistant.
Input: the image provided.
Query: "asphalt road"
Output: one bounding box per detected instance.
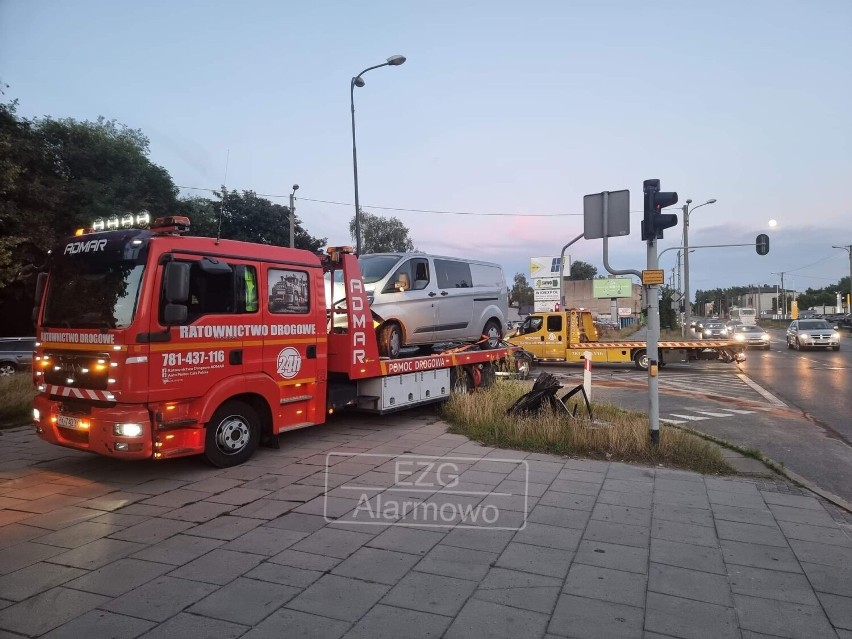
[736,328,851,445]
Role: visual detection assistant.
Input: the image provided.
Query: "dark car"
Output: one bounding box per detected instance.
[0,337,36,376]
[701,321,728,339]
[786,320,840,351]
[731,324,771,349]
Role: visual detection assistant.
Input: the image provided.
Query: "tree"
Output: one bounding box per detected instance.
[510,273,534,307]
[178,190,326,253]
[568,260,597,280]
[0,99,180,335]
[349,210,414,254]
[660,286,677,329]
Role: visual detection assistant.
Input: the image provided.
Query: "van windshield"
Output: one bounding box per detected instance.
[358,255,402,284]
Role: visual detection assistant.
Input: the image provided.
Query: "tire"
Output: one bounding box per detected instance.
[0,363,17,377]
[481,319,503,349]
[633,349,649,371]
[795,338,802,351]
[514,353,532,379]
[450,367,472,394]
[764,344,771,350]
[832,346,840,351]
[379,323,403,359]
[204,401,261,467]
[787,338,793,350]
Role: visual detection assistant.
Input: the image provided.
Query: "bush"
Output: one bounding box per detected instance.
[442,380,734,475]
[0,374,36,427]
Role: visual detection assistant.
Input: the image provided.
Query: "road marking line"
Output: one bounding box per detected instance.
[692,410,736,417]
[668,413,710,421]
[719,408,757,415]
[662,419,688,424]
[736,373,787,407]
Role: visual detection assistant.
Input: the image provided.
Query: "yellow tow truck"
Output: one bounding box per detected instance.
[506,310,744,370]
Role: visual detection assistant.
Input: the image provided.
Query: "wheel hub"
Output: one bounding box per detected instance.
[215,416,250,454]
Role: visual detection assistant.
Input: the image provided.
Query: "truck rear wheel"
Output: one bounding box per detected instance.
[450,367,473,394]
[204,400,260,467]
[379,323,403,359]
[633,349,649,371]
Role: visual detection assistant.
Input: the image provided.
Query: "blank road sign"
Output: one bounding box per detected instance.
[583,190,630,240]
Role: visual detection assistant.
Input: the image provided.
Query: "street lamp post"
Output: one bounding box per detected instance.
[682,198,717,334]
[289,184,299,248]
[350,55,406,255]
[832,245,852,312]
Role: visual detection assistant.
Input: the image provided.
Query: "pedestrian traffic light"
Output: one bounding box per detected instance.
[642,179,679,241]
[756,234,770,255]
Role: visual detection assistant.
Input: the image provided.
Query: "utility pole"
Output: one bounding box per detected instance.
[681,198,717,334]
[832,245,852,312]
[289,184,299,248]
[772,271,787,319]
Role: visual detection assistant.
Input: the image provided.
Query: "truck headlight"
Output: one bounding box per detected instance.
[33,408,41,422]
[114,423,143,437]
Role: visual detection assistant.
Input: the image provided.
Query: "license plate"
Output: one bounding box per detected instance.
[57,415,85,430]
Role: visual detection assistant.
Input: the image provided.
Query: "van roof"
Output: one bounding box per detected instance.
[359,252,503,268]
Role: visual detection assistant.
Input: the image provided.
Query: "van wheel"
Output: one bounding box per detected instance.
[633,349,649,371]
[204,401,260,467]
[379,323,403,359]
[0,363,16,377]
[481,319,503,349]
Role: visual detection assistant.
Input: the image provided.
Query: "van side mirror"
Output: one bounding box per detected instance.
[164,262,190,303]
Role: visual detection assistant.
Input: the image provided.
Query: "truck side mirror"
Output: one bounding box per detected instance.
[164,262,190,303]
[32,272,48,323]
[163,303,188,325]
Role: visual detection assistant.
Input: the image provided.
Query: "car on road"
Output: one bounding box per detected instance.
[0,337,36,376]
[731,324,771,349]
[786,319,841,351]
[701,321,728,339]
[726,320,743,332]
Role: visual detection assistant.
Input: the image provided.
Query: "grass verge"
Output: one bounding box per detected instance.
[0,374,36,428]
[442,380,736,475]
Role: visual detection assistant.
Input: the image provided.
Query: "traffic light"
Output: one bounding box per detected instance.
[642,179,679,241]
[756,234,770,255]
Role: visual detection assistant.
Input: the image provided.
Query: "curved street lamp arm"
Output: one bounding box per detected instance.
[353,62,391,84]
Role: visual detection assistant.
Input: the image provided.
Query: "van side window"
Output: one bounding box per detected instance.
[546,315,562,332]
[384,261,414,293]
[412,259,430,290]
[173,261,258,323]
[268,269,310,314]
[435,259,472,288]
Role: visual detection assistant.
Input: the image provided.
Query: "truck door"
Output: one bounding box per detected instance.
[543,313,566,359]
[263,265,322,429]
[148,256,247,404]
[512,315,547,359]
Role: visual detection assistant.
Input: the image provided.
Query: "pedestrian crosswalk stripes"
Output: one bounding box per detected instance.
[655,371,781,406]
[663,406,765,425]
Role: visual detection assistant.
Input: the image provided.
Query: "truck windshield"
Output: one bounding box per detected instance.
[358,255,402,284]
[43,262,145,329]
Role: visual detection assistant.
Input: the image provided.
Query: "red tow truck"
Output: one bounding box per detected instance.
[31,217,520,466]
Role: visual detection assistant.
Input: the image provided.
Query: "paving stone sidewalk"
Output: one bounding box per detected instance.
[0,411,851,638]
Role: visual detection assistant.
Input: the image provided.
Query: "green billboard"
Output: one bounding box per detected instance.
[593,278,633,299]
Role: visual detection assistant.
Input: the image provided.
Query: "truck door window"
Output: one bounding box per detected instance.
[268,269,310,314]
[546,315,562,332]
[169,261,257,324]
[522,317,543,334]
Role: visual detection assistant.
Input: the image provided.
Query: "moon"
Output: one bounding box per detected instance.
[768,219,777,227]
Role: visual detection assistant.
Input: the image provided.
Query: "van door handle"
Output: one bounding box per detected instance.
[441,291,449,296]
[428,292,437,297]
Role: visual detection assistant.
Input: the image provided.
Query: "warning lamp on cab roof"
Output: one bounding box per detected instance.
[151,216,191,235]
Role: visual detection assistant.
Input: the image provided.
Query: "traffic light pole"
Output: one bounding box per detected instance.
[646,236,662,446]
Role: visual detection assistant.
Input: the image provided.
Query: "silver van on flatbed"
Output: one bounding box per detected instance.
[336,253,508,358]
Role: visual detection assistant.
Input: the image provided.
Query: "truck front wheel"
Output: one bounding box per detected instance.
[204,400,261,467]
[633,349,649,371]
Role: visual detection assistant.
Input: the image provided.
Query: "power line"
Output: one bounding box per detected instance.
[176,185,581,218]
